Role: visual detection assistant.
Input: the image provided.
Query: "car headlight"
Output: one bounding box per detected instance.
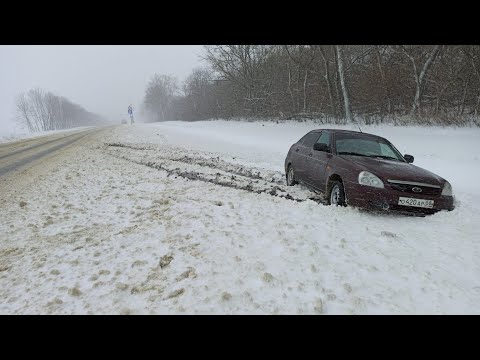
[441,181,453,196]
[358,171,384,188]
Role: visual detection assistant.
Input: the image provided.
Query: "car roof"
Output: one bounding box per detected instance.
[308,129,387,140]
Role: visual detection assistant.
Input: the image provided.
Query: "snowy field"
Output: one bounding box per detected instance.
[1,120,479,314]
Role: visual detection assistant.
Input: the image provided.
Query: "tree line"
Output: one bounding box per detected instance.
[143,45,480,126]
[16,88,106,132]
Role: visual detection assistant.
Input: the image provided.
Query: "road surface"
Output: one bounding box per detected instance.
[0,128,98,177]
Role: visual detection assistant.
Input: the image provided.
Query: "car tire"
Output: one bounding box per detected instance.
[328,180,346,206]
[286,165,298,186]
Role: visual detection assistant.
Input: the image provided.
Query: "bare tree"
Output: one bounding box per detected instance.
[283,45,317,114]
[160,45,480,126]
[375,45,393,117]
[143,74,178,122]
[336,45,352,123]
[316,45,337,117]
[462,45,480,116]
[400,45,441,116]
[15,88,105,132]
[15,93,36,132]
[203,45,278,116]
[182,67,217,120]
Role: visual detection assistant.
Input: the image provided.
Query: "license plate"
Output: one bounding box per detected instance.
[398,197,434,208]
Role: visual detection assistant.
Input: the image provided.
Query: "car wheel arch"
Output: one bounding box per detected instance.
[286,163,298,186]
[326,174,349,203]
[285,162,293,176]
[326,174,342,189]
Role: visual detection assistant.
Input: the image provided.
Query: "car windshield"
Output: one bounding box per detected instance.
[335,134,404,161]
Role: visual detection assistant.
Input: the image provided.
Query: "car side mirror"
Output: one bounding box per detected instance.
[404,154,414,163]
[313,143,330,153]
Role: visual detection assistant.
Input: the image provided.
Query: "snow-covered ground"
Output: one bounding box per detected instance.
[1,120,479,314]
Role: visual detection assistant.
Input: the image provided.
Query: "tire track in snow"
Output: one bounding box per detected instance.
[101,142,327,205]
[104,142,285,184]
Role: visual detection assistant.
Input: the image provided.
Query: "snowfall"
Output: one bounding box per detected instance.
[1,120,479,314]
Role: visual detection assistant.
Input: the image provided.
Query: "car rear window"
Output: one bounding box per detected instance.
[301,132,320,148]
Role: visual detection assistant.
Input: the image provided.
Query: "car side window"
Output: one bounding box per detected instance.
[315,132,330,149]
[301,133,320,148]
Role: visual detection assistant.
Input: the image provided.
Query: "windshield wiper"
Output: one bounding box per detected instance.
[338,152,401,161]
[337,152,368,157]
[365,155,401,161]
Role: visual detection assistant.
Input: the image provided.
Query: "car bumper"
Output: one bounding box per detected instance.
[344,181,455,214]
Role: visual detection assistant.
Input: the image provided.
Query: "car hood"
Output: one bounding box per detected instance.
[342,156,445,185]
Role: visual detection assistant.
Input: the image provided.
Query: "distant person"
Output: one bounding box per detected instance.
[128,105,134,124]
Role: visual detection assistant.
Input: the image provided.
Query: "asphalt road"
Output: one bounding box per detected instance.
[0,128,98,177]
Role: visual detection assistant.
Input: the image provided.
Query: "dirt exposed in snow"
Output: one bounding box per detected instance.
[102,142,325,205]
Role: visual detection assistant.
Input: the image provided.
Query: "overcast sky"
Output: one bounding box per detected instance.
[0,45,205,135]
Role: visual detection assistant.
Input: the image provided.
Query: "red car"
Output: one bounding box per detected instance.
[284,129,455,215]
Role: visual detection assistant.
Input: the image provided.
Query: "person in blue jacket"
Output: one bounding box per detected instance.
[128,105,134,124]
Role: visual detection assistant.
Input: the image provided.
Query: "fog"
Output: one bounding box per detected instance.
[0,45,204,136]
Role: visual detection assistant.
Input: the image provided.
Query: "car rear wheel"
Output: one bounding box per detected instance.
[286,166,297,186]
[329,181,346,206]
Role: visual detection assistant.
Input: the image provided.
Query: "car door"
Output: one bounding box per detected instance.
[293,132,320,183]
[305,131,332,192]
[288,134,307,175]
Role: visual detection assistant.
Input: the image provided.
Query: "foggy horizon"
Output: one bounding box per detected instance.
[0,45,204,134]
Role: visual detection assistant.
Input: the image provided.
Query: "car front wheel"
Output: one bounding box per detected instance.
[286,166,297,186]
[329,181,346,206]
